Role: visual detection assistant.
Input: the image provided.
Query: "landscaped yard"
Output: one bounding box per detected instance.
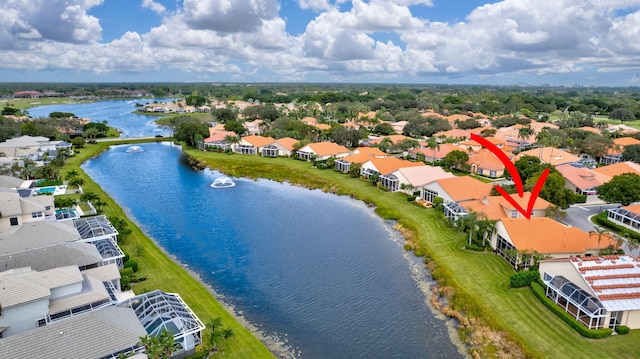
[61,140,276,359]
[185,149,640,359]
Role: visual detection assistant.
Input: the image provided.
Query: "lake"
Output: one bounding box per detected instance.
[82,142,464,359]
[28,99,172,138]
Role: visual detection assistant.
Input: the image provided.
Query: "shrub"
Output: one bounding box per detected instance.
[509,270,540,288]
[120,267,134,278]
[465,243,485,252]
[593,212,640,241]
[615,325,630,335]
[573,193,587,203]
[124,260,139,272]
[531,282,612,338]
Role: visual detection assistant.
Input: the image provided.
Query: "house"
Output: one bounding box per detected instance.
[462,192,551,220]
[384,166,455,193]
[466,151,508,178]
[0,264,120,338]
[0,306,147,358]
[242,119,263,135]
[235,135,275,155]
[420,176,493,220]
[360,157,424,181]
[539,255,640,330]
[261,137,299,157]
[606,205,640,234]
[490,218,610,269]
[203,128,237,151]
[600,137,640,165]
[514,147,581,166]
[593,161,640,179]
[296,142,350,161]
[556,163,610,195]
[390,121,408,134]
[334,147,387,173]
[0,218,125,269]
[409,143,473,163]
[367,134,413,147]
[0,189,55,231]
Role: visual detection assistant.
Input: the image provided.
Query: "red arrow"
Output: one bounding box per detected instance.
[470,134,550,219]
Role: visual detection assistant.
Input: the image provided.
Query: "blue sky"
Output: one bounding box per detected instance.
[2,0,640,85]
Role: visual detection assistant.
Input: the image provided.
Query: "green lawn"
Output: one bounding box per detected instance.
[62,140,275,358]
[593,115,640,130]
[0,97,93,110]
[185,149,640,359]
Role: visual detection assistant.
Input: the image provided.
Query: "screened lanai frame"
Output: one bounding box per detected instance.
[73,215,119,241]
[543,274,608,329]
[119,290,205,352]
[608,208,640,231]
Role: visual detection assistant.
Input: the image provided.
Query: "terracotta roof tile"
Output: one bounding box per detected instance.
[435,176,493,202]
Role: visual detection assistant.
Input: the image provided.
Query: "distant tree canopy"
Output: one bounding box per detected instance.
[49,111,76,118]
[621,144,640,164]
[403,116,451,137]
[329,126,362,148]
[456,119,482,130]
[597,173,640,206]
[443,150,469,170]
[243,105,280,121]
[223,120,246,135]
[526,169,576,209]
[174,122,209,148]
[1,105,20,116]
[372,122,395,136]
[610,108,636,122]
[185,95,207,107]
[83,122,109,136]
[211,108,236,123]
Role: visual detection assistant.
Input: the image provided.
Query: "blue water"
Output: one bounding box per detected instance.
[28,99,173,138]
[82,142,462,359]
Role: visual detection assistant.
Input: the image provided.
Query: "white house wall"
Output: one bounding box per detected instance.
[624,310,640,329]
[0,299,49,337]
[49,282,83,300]
[539,261,595,296]
[422,182,454,203]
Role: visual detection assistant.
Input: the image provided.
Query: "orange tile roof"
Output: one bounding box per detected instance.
[593,161,640,178]
[352,147,387,157]
[433,129,478,139]
[301,116,317,125]
[501,218,607,254]
[410,143,471,159]
[614,137,640,147]
[205,130,237,142]
[556,164,611,190]
[514,147,581,166]
[241,135,275,147]
[467,151,506,171]
[368,134,412,145]
[364,157,424,175]
[435,176,493,201]
[341,152,384,164]
[307,142,350,157]
[464,193,551,220]
[312,123,331,130]
[578,126,601,134]
[275,137,298,151]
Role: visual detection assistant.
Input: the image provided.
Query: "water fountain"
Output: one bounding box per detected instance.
[126,145,144,153]
[210,176,235,188]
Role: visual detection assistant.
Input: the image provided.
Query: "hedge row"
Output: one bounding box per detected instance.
[593,212,640,241]
[509,270,540,288]
[530,282,612,339]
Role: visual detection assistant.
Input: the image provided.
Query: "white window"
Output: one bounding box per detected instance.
[32,211,43,218]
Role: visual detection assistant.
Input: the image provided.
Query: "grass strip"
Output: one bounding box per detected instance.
[185,149,640,359]
[61,140,276,358]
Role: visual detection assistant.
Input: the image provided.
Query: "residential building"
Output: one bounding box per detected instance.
[359,157,424,182]
[296,142,350,161]
[235,135,275,155]
[539,255,640,330]
[514,147,581,166]
[409,143,473,163]
[490,218,610,269]
[466,151,507,178]
[334,147,387,173]
[203,128,237,151]
[556,163,611,195]
[420,176,493,220]
[593,161,640,178]
[461,192,551,220]
[607,205,640,234]
[600,137,640,165]
[0,189,55,231]
[384,166,455,193]
[261,137,298,157]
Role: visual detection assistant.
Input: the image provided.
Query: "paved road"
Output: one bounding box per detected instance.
[561,203,618,232]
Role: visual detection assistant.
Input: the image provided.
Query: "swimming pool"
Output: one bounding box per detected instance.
[37,186,56,194]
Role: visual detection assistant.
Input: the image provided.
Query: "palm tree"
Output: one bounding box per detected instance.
[66,169,79,180]
[427,137,440,165]
[589,227,609,255]
[476,216,497,247]
[517,125,534,143]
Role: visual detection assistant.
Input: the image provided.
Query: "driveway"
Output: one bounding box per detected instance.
[561,203,618,233]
